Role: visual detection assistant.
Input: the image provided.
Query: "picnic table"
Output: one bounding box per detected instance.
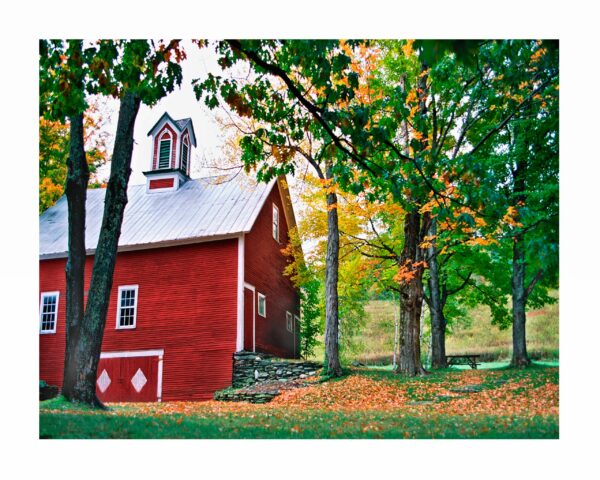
[446,354,481,369]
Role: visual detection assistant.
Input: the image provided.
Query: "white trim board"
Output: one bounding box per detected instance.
[100,349,164,359]
[243,283,256,352]
[236,235,245,352]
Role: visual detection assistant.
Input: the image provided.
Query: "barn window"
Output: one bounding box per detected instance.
[39,291,59,334]
[286,311,293,333]
[294,314,300,331]
[158,132,172,169]
[116,285,138,329]
[272,204,279,242]
[258,293,266,317]
[180,136,189,174]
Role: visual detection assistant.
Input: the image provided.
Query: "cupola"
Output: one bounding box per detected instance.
[144,112,197,192]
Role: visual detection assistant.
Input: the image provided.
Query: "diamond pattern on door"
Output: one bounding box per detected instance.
[96,354,159,402]
[131,368,147,393]
[97,369,111,393]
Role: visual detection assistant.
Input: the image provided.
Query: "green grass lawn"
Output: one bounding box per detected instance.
[39,363,558,439]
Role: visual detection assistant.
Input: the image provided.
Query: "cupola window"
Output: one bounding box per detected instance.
[181,137,189,174]
[158,132,172,169]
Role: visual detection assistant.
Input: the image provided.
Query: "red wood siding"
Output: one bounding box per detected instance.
[245,184,300,358]
[148,178,175,190]
[152,123,178,170]
[39,239,238,401]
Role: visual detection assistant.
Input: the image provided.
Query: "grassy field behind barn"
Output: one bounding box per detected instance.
[348,290,559,365]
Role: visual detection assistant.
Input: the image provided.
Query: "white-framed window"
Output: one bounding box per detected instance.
[258,292,266,317]
[39,291,59,334]
[286,311,293,333]
[294,314,300,331]
[158,132,172,169]
[272,204,279,242]
[116,285,139,329]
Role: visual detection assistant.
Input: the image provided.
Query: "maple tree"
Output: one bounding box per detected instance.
[193,40,378,376]
[39,39,186,406]
[195,41,558,375]
[192,39,558,376]
[468,41,559,366]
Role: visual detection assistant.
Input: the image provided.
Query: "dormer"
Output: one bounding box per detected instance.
[144,112,197,192]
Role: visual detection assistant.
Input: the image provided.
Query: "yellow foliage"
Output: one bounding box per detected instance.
[401,40,415,58]
[530,47,547,64]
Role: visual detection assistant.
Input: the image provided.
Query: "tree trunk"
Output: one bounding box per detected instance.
[427,219,447,368]
[62,90,141,406]
[61,112,90,400]
[323,163,343,376]
[397,211,427,376]
[511,231,530,367]
[510,137,531,367]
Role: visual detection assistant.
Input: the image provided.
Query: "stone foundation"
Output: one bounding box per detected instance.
[232,351,321,388]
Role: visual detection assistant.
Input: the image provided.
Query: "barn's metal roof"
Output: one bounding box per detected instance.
[39,174,275,259]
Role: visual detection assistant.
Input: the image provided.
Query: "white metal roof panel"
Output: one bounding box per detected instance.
[39,174,275,258]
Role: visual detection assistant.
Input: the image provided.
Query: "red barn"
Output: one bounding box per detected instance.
[39,113,301,402]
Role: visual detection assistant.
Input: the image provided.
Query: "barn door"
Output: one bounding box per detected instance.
[96,351,163,402]
[243,285,255,352]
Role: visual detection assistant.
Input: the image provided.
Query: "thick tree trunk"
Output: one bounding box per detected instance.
[323,164,343,377]
[397,211,427,376]
[511,232,530,367]
[510,143,531,367]
[62,91,141,406]
[61,113,90,400]
[427,219,447,368]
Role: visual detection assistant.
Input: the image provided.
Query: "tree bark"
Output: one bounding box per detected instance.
[62,90,141,406]
[427,218,447,368]
[323,163,343,376]
[61,112,90,400]
[510,132,531,367]
[511,230,530,367]
[397,211,427,376]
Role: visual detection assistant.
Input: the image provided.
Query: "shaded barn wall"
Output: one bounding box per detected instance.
[244,184,300,358]
[39,239,238,401]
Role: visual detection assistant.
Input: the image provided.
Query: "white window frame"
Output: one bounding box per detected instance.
[286,311,293,333]
[116,285,139,330]
[257,292,266,318]
[272,203,279,242]
[294,314,300,330]
[39,291,60,334]
[158,131,172,169]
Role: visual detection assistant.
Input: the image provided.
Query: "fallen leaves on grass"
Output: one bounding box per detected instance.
[40,368,558,420]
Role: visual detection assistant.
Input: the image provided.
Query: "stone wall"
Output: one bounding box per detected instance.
[232,351,321,388]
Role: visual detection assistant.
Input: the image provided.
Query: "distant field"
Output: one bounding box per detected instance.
[343,291,559,366]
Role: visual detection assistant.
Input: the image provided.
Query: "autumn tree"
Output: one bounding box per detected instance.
[193,39,558,376]
[193,40,380,376]
[39,39,186,406]
[39,101,110,213]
